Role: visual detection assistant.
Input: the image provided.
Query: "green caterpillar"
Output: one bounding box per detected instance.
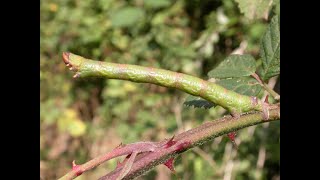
[63,52,263,113]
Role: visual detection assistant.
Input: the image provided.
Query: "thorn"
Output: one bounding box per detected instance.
[264,95,269,104]
[165,135,176,148]
[167,135,175,143]
[163,158,176,172]
[115,142,124,149]
[72,160,77,168]
[227,132,238,149]
[72,160,83,176]
[66,64,70,67]
[62,52,70,64]
[69,67,74,71]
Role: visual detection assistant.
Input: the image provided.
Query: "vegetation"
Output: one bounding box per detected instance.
[40,0,280,179]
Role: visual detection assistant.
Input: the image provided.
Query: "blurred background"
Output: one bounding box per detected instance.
[40,0,279,179]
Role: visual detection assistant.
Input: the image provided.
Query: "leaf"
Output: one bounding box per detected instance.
[259,15,280,80]
[235,0,273,20]
[184,95,215,109]
[216,77,262,96]
[144,0,171,9]
[111,7,145,28]
[208,54,256,78]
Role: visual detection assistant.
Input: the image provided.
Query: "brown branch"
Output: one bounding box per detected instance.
[98,104,280,180]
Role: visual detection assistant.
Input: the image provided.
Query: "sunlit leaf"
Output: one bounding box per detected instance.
[216,77,262,96]
[208,54,256,78]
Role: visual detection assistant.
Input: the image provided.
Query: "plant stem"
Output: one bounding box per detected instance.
[251,73,280,100]
[263,82,280,100]
[98,105,280,180]
[58,142,160,180]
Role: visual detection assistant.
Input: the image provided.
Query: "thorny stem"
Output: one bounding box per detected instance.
[58,141,169,180]
[251,73,280,100]
[62,52,264,113]
[97,105,279,180]
[173,99,219,169]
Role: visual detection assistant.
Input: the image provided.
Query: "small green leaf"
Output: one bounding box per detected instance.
[216,77,262,96]
[184,95,215,109]
[235,0,273,20]
[111,7,145,28]
[144,0,171,9]
[259,15,280,81]
[208,54,256,78]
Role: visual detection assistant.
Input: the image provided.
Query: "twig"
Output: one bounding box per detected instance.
[98,105,280,180]
[58,142,163,180]
[251,73,280,100]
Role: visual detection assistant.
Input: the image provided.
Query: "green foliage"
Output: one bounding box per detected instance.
[184,95,215,109]
[217,77,262,96]
[259,15,280,80]
[235,0,273,20]
[111,7,145,28]
[144,0,171,9]
[208,54,257,78]
[40,0,279,179]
